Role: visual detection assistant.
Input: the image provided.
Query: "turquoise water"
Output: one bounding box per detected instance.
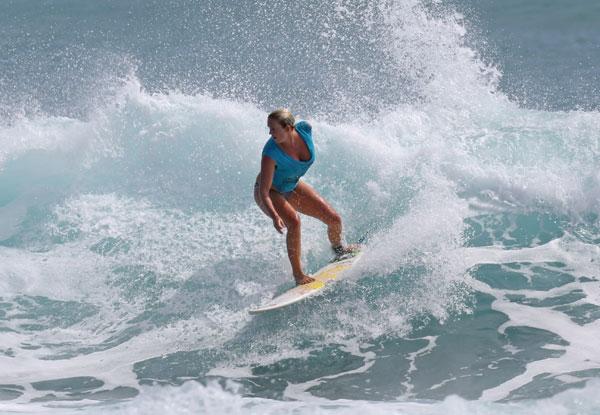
[1,0,600,413]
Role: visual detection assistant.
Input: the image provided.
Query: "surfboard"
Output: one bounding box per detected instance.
[248,249,363,314]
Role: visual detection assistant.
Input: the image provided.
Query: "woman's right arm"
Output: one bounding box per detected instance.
[259,156,285,233]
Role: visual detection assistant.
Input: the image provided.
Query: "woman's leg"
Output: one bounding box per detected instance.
[254,180,314,284]
[288,182,360,258]
[287,181,343,247]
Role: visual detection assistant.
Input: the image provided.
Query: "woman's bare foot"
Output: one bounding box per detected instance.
[294,273,315,285]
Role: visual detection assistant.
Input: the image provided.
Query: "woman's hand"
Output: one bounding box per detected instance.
[273,216,285,234]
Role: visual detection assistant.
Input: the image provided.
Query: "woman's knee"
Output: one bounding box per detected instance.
[283,211,301,230]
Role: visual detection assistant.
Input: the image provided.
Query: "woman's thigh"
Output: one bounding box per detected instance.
[288,181,338,223]
[254,181,299,225]
[254,181,270,216]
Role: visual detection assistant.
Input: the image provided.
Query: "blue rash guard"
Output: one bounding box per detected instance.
[262,120,315,193]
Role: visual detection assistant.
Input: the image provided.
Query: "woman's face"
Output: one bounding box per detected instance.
[268,118,293,144]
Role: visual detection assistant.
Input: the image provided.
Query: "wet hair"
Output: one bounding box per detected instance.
[268,108,295,128]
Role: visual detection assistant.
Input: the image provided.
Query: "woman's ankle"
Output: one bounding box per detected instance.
[332,244,344,256]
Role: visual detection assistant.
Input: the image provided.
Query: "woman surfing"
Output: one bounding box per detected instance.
[254,109,359,285]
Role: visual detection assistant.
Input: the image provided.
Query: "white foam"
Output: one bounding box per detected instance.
[454,234,600,401]
[40,378,596,415]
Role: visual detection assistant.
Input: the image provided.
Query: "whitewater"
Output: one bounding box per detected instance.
[1,0,599,413]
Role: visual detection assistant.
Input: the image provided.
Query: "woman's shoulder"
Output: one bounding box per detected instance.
[262,137,278,155]
[295,120,312,134]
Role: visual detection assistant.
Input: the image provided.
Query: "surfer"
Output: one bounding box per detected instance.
[254,109,358,285]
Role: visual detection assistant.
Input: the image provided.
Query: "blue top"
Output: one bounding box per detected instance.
[262,120,315,192]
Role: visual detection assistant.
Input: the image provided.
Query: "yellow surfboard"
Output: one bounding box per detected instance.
[248,249,363,314]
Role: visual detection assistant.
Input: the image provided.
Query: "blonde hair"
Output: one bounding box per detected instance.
[268,108,295,128]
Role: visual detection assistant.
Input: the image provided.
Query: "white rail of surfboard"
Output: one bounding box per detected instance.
[248,251,363,314]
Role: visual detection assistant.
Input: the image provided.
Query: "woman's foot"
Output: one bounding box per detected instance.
[294,273,315,285]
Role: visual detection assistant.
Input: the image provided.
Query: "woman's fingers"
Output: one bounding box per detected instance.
[273,217,286,234]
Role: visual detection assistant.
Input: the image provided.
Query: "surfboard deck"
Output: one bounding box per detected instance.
[248,249,363,314]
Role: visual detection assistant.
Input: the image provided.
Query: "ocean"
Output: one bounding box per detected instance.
[1,0,599,413]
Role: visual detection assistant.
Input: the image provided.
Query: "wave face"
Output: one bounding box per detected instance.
[1,0,599,412]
